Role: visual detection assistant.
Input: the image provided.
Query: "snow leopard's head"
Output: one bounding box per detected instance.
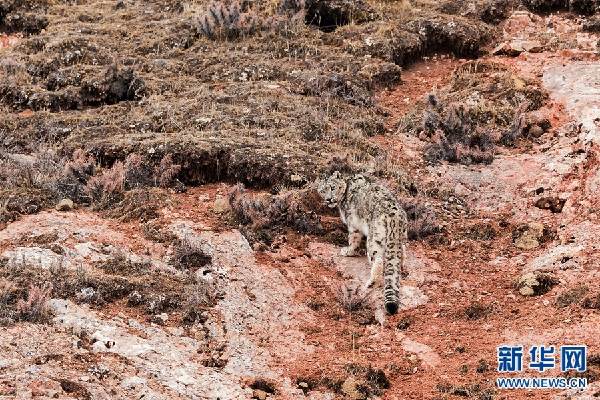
[317,171,347,208]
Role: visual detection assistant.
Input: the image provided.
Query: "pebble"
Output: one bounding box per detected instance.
[55,198,74,211]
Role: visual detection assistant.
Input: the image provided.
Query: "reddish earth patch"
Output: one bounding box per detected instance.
[0,34,20,49]
[376,56,463,129]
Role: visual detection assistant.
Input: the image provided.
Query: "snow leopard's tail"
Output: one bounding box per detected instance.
[383,208,407,315]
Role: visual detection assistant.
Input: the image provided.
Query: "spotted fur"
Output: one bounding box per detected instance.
[318,171,408,314]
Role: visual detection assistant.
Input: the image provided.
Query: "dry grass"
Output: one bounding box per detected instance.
[336,284,371,313]
[229,184,323,243]
[16,284,53,323]
[171,235,213,270]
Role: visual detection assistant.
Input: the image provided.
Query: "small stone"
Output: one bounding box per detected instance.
[56,198,74,211]
[121,376,147,390]
[0,359,13,370]
[290,174,305,183]
[298,381,309,389]
[76,287,96,302]
[513,222,546,250]
[253,389,268,400]
[213,195,230,214]
[517,272,557,297]
[341,377,366,400]
[528,124,544,138]
[151,313,169,325]
[521,40,544,53]
[534,197,566,213]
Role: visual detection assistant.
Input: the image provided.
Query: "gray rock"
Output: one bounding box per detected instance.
[121,376,148,390]
[213,195,231,214]
[56,198,74,211]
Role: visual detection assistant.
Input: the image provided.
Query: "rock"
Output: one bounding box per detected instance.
[212,195,230,214]
[253,389,268,400]
[517,271,557,296]
[151,313,169,325]
[3,246,67,270]
[76,287,96,302]
[583,16,600,33]
[526,244,583,272]
[513,222,547,250]
[56,198,74,211]
[521,40,544,53]
[399,285,429,310]
[534,196,566,213]
[121,376,147,390]
[528,124,544,138]
[29,379,62,398]
[359,61,402,87]
[492,40,544,56]
[401,337,441,368]
[0,359,12,370]
[341,377,366,400]
[492,42,522,57]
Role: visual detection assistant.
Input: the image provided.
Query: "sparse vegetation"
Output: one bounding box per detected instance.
[556,285,589,307]
[16,284,53,323]
[171,235,213,270]
[464,302,493,320]
[336,284,371,312]
[229,184,323,244]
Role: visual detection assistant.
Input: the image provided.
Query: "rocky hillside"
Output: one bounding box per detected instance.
[0,0,599,399]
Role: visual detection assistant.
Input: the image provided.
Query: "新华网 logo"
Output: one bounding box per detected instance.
[496,344,588,390]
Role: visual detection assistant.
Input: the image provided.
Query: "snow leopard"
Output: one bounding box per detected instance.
[318,171,408,315]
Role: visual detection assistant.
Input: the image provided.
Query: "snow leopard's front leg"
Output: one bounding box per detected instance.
[340,229,363,257]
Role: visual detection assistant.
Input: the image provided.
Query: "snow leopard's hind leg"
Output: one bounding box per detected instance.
[365,219,386,289]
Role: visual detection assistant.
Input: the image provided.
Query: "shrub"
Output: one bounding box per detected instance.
[154,154,181,188]
[399,197,442,240]
[16,284,53,323]
[336,284,370,312]
[229,184,322,244]
[171,235,212,270]
[85,161,126,208]
[422,97,495,165]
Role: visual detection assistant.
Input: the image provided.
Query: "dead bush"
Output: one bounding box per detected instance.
[422,99,495,165]
[154,154,182,188]
[55,149,95,203]
[85,161,126,208]
[523,0,599,14]
[464,301,493,320]
[556,286,589,308]
[104,188,166,222]
[0,279,17,325]
[304,0,376,32]
[399,198,442,240]
[229,184,322,244]
[16,283,53,323]
[171,235,213,270]
[193,0,305,40]
[336,284,370,312]
[80,65,146,105]
[182,281,222,324]
[344,364,390,397]
[582,293,600,309]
